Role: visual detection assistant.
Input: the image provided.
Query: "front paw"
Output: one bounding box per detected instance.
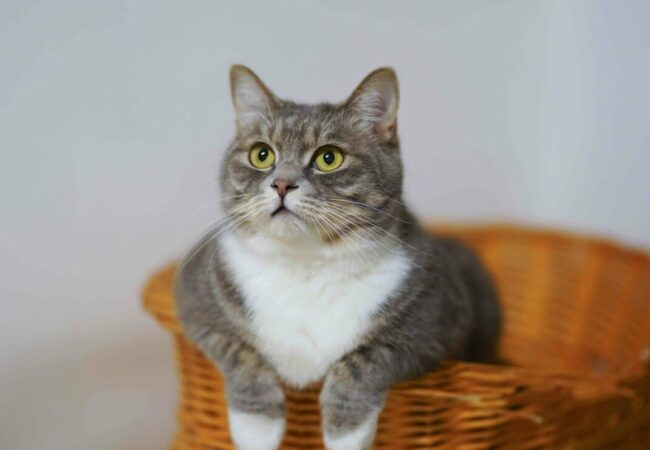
[226,379,286,450]
[322,408,380,450]
[320,379,386,450]
[227,408,285,450]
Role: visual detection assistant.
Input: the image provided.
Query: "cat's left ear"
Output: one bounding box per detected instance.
[344,67,399,142]
[230,65,279,128]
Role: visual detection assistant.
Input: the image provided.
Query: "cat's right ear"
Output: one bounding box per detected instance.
[344,67,399,143]
[229,65,279,129]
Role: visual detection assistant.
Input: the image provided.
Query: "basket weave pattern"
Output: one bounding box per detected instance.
[143,225,650,449]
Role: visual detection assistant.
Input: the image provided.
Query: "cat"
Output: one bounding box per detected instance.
[175,65,501,450]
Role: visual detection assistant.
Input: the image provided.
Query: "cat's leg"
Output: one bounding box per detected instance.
[175,239,286,449]
[195,333,286,450]
[226,370,285,450]
[320,352,388,450]
[320,340,444,450]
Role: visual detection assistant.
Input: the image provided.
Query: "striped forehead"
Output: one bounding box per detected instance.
[254,105,341,157]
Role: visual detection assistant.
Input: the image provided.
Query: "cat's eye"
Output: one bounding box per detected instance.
[249,143,276,170]
[313,146,344,172]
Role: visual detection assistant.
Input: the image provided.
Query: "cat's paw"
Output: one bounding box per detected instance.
[323,408,379,450]
[320,373,385,450]
[227,408,285,450]
[224,369,286,449]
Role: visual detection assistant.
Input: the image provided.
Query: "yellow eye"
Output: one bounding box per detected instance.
[313,146,344,172]
[249,143,276,169]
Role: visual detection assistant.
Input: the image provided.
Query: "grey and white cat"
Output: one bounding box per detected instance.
[176,65,501,450]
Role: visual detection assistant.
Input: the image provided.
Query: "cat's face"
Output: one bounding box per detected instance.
[220,65,403,244]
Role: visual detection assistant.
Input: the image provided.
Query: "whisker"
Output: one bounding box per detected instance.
[175,192,256,234]
[324,202,430,257]
[357,187,411,208]
[205,206,263,271]
[321,204,429,272]
[178,198,265,273]
[300,202,377,273]
[303,200,395,272]
[323,195,416,225]
[313,210,376,273]
[188,199,263,237]
[320,204,407,268]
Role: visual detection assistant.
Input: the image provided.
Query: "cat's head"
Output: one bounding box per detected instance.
[220,65,404,244]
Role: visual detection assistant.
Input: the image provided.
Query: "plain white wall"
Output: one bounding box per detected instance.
[1,1,648,449]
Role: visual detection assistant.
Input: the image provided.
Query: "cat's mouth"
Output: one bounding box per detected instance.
[271,205,292,216]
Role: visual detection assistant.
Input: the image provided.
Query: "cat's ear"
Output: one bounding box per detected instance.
[344,67,399,142]
[230,65,279,128]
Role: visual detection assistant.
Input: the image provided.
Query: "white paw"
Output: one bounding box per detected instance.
[324,409,380,450]
[227,408,285,450]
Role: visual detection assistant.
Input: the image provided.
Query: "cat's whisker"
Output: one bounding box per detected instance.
[205,206,264,271]
[355,187,411,208]
[304,199,393,273]
[307,212,369,271]
[323,203,429,271]
[176,192,257,234]
[354,226,427,272]
[299,203,354,244]
[324,202,430,257]
[320,204,406,270]
[314,211,376,273]
[178,198,265,273]
[323,195,417,225]
[299,202,376,273]
[331,224,389,274]
[204,200,269,269]
[190,199,263,238]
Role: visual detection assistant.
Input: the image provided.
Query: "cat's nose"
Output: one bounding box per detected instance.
[271,179,298,199]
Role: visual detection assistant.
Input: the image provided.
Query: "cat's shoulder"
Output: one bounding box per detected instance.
[175,226,231,312]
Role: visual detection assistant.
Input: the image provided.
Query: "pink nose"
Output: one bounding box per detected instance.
[271,179,298,199]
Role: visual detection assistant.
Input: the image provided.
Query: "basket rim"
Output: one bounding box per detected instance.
[428,221,650,258]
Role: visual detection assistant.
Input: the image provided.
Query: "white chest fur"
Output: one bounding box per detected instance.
[219,232,411,387]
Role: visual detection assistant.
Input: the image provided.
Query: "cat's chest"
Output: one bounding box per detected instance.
[220,233,410,387]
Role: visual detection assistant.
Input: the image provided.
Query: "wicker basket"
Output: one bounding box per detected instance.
[142,225,650,449]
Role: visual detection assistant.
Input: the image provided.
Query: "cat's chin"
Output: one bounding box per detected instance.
[263,210,317,241]
[237,209,336,246]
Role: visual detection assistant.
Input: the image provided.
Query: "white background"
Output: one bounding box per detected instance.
[1,1,649,449]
